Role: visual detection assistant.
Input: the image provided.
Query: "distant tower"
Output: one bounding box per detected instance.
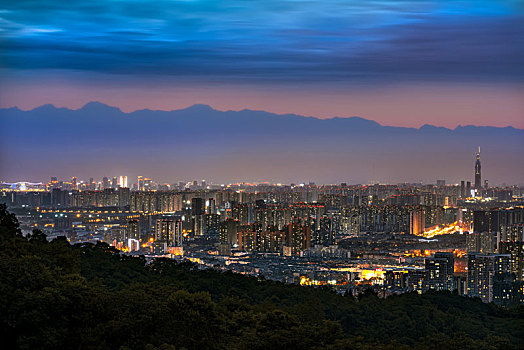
[474,147,482,190]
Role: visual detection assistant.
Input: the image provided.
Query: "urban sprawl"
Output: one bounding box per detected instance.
[2,150,523,305]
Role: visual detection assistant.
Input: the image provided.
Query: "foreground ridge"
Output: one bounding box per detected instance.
[0,205,523,350]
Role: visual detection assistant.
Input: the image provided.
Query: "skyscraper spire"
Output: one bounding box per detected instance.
[474,147,481,190]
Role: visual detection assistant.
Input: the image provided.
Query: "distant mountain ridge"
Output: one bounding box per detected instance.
[4,102,521,131]
[1,102,523,184]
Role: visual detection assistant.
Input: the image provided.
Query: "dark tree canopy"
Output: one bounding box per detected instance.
[0,207,523,349]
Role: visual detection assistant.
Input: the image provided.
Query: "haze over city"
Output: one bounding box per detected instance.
[1,101,523,185]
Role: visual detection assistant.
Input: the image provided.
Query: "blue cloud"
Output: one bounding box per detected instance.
[0,0,523,83]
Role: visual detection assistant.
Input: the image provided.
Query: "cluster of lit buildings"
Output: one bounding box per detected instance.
[1,149,523,304]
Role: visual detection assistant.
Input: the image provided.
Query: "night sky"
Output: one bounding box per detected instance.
[1,1,523,183]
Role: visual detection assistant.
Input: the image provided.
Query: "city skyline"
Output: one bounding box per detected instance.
[3,163,522,308]
[0,148,504,190]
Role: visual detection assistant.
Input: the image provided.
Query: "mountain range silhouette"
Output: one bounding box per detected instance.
[1,102,523,184]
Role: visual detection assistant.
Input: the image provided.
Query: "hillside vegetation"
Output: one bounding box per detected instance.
[1,204,522,350]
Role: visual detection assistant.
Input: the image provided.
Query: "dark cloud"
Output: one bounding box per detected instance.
[0,0,523,83]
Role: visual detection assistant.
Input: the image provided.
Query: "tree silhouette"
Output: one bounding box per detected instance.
[0,206,522,350]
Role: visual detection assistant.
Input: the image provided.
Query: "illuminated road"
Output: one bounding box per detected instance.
[421,221,461,238]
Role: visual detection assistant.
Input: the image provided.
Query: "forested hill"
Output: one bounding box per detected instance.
[1,204,523,350]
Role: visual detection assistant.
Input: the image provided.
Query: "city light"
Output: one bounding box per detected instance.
[421,221,461,238]
[2,155,522,306]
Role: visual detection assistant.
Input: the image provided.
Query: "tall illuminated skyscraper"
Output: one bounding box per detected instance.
[137,176,144,191]
[475,147,482,190]
[119,176,128,188]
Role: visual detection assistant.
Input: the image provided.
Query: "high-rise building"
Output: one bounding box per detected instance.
[118,187,130,207]
[425,252,454,291]
[238,228,257,252]
[409,210,425,236]
[284,222,311,255]
[206,198,216,215]
[191,197,205,236]
[467,253,511,303]
[460,181,465,198]
[501,224,524,243]
[155,219,182,247]
[119,176,128,188]
[492,273,523,306]
[499,241,524,282]
[126,219,140,252]
[469,210,503,253]
[102,177,110,189]
[473,210,491,233]
[127,219,140,240]
[232,203,250,225]
[205,213,220,235]
[466,181,472,197]
[474,147,482,190]
[219,218,239,246]
[192,214,204,236]
[191,198,204,216]
[51,188,69,207]
[467,232,494,254]
[142,177,153,190]
[155,219,171,243]
[255,227,283,253]
[173,220,183,247]
[317,216,334,246]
